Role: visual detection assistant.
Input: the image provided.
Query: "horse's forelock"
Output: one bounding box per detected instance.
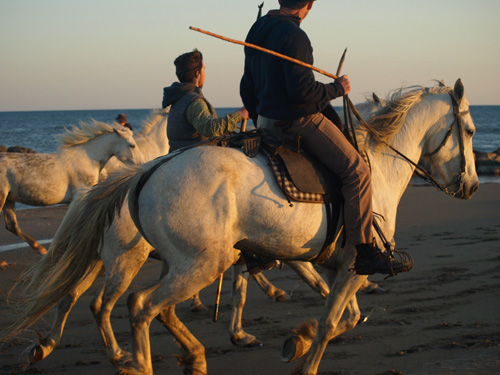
[58,120,118,148]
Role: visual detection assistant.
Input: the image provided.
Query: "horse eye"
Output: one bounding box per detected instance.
[466,129,475,136]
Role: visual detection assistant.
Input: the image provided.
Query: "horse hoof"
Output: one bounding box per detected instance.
[357,314,369,325]
[190,304,208,313]
[274,292,290,302]
[0,260,13,270]
[280,335,304,363]
[245,339,264,348]
[230,335,262,348]
[25,344,44,364]
[368,286,386,295]
[34,244,47,255]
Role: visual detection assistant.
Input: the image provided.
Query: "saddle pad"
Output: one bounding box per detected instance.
[261,147,324,203]
[278,147,327,194]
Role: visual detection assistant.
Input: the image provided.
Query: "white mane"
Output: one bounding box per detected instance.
[58,120,121,148]
[356,81,453,151]
[135,108,169,138]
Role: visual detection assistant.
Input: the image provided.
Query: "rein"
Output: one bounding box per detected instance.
[344,93,468,198]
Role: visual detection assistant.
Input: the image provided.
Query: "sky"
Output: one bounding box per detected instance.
[1,0,499,112]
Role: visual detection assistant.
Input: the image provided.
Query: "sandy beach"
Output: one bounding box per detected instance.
[0,184,499,375]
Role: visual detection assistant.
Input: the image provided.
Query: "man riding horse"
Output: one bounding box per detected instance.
[240,0,412,276]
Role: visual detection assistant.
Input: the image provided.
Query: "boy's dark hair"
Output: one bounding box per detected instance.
[174,49,203,83]
[280,0,311,10]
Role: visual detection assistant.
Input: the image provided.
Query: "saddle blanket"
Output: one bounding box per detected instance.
[261,147,325,204]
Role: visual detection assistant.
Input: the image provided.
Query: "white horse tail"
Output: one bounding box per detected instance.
[1,163,147,342]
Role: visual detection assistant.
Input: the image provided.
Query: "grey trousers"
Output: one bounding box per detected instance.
[259,113,373,246]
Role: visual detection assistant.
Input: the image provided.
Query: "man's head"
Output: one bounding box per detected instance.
[279,0,315,11]
[116,114,127,125]
[279,0,315,21]
[174,49,205,87]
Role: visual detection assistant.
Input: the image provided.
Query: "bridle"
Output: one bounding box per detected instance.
[419,94,469,196]
[344,92,469,198]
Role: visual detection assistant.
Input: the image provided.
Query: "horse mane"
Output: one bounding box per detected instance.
[57,120,121,148]
[134,108,169,138]
[356,81,453,151]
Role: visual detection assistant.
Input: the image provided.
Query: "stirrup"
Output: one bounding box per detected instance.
[353,249,413,277]
[387,250,414,276]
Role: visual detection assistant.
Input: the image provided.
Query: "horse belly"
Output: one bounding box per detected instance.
[2,155,71,206]
[136,147,328,261]
[239,184,328,260]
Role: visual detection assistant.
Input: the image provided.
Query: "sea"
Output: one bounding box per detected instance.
[0,105,499,211]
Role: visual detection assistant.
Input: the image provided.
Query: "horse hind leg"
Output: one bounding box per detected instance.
[229,262,263,348]
[155,306,207,375]
[252,270,290,302]
[286,261,330,298]
[123,266,215,375]
[91,242,150,366]
[190,293,207,312]
[2,200,47,255]
[25,260,104,364]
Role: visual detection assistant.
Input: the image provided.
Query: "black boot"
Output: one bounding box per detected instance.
[354,241,413,276]
[241,252,281,275]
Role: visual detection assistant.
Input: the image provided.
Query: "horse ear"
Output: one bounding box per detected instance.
[437,80,446,87]
[372,92,385,106]
[113,128,121,136]
[453,78,465,104]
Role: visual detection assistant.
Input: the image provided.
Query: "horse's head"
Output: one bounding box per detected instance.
[419,79,479,199]
[112,127,139,165]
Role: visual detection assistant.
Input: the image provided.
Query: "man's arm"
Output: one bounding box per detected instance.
[186,98,242,137]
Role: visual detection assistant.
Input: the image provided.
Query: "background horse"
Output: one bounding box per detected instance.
[2,79,479,375]
[99,109,170,180]
[0,121,138,254]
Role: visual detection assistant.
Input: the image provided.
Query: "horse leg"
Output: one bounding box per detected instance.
[281,289,365,363]
[25,261,104,364]
[91,242,151,366]
[285,261,330,298]
[190,293,207,312]
[358,278,385,294]
[2,200,47,255]
[155,306,207,374]
[229,262,263,347]
[287,269,368,375]
[251,271,290,302]
[123,263,222,375]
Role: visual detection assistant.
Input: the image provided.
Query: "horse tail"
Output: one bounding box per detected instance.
[0,163,147,342]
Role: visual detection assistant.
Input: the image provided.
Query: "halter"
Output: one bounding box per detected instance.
[345,93,469,198]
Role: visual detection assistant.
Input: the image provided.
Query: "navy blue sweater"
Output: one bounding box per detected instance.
[240,12,344,122]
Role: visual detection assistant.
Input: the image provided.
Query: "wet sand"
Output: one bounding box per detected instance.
[1,185,499,374]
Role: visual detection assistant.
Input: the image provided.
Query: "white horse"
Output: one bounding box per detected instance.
[10,108,329,365]
[3,80,479,375]
[0,121,138,254]
[15,186,330,366]
[100,109,170,180]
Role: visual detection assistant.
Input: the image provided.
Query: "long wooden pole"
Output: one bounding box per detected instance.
[189,26,339,80]
[213,273,224,322]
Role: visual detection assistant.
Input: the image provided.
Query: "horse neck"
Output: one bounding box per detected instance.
[135,117,170,161]
[69,133,120,171]
[367,95,447,230]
